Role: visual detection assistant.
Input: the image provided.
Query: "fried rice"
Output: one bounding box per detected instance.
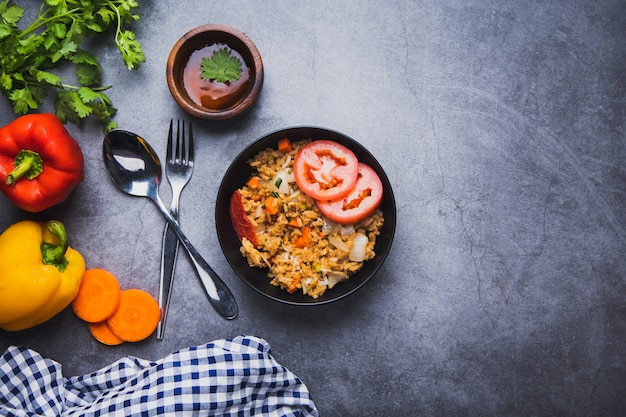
[235,139,384,298]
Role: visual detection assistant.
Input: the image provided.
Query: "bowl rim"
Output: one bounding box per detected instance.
[166,24,264,120]
[215,126,397,305]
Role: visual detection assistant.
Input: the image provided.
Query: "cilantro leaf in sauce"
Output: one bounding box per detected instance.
[200,47,243,83]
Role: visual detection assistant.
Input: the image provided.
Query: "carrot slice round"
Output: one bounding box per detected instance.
[72,268,122,323]
[106,289,160,342]
[88,321,124,346]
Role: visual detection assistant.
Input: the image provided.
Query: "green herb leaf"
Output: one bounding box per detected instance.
[116,29,144,70]
[71,92,93,119]
[1,4,24,26]
[75,62,100,86]
[0,0,145,132]
[0,23,12,40]
[51,22,66,39]
[34,70,61,85]
[0,72,11,90]
[71,50,99,66]
[96,7,115,24]
[72,50,102,86]
[200,47,242,83]
[10,87,41,113]
[55,90,82,125]
[78,86,110,104]
[51,39,77,63]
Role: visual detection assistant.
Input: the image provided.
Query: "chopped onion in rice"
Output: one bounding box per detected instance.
[281,155,292,168]
[301,277,315,295]
[260,253,272,268]
[327,271,349,289]
[328,235,350,252]
[272,170,290,194]
[254,204,264,218]
[349,233,368,262]
[301,277,309,295]
[322,217,338,235]
[340,225,355,236]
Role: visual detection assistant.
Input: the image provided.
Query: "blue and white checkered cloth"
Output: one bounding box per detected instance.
[0,335,318,416]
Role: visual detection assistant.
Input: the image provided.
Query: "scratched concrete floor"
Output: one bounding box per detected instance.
[1,1,625,415]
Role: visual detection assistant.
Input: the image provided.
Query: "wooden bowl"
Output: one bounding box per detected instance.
[166,24,263,120]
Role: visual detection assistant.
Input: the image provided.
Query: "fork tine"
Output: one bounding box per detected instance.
[186,121,194,166]
[167,119,174,163]
[167,119,195,166]
[180,119,186,164]
[176,119,183,164]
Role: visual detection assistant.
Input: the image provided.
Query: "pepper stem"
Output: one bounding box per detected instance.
[41,220,69,272]
[5,150,44,185]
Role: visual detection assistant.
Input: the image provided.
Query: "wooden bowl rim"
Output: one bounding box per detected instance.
[166,24,264,120]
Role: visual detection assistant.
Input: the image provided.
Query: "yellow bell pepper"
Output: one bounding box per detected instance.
[0,220,85,331]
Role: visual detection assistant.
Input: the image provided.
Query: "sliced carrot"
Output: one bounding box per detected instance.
[288,217,303,228]
[294,226,312,248]
[106,289,160,343]
[278,137,292,153]
[88,321,124,346]
[287,273,301,294]
[264,196,279,215]
[247,176,260,189]
[72,268,122,323]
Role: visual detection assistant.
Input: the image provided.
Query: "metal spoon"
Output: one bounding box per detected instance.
[102,129,238,320]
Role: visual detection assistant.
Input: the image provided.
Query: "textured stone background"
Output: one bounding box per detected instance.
[1,1,625,415]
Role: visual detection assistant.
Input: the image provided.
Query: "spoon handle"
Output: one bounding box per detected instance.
[153,195,238,320]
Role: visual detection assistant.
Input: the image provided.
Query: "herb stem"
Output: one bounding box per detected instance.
[107,0,123,45]
[19,7,81,38]
[18,74,112,92]
[61,83,112,91]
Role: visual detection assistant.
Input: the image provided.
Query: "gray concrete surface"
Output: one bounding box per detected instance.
[1,1,625,415]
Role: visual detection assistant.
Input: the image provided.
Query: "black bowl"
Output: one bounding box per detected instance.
[215,127,396,305]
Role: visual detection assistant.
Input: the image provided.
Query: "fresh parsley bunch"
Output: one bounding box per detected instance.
[0,0,145,131]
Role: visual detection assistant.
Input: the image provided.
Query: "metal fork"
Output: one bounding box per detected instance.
[157,119,194,340]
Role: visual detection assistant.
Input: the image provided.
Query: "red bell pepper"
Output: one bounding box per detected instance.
[0,114,84,212]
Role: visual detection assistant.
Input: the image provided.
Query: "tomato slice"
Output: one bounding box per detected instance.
[317,163,383,224]
[293,140,359,201]
[229,190,259,247]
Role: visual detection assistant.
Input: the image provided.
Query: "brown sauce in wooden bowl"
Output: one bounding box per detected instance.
[182,43,251,110]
